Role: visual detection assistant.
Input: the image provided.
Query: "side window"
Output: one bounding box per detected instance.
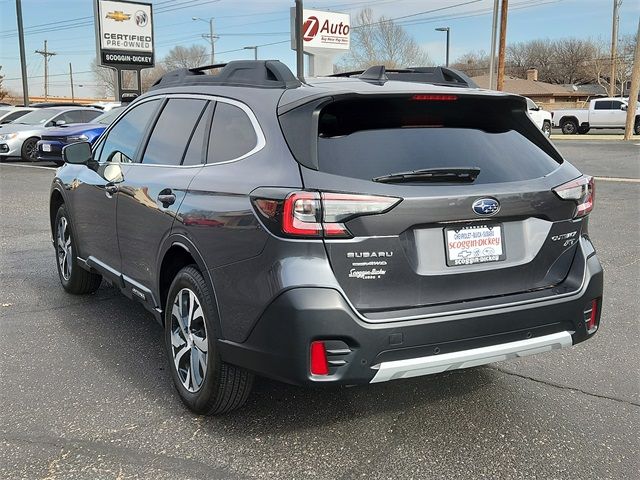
[610,101,624,110]
[594,101,611,110]
[141,98,207,166]
[4,111,29,122]
[182,103,212,166]
[526,98,536,110]
[208,102,257,164]
[82,110,103,122]
[97,99,160,164]
[60,110,87,124]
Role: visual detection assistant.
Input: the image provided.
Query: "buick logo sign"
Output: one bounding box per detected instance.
[472,198,500,216]
[135,10,148,27]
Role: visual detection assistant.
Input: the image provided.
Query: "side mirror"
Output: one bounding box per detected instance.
[54,120,66,126]
[621,104,627,111]
[62,141,92,165]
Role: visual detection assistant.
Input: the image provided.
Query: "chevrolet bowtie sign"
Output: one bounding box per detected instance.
[95,0,154,67]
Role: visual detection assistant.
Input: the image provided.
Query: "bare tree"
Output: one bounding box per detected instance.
[450,50,491,76]
[0,66,7,101]
[91,60,117,97]
[163,45,208,70]
[336,8,431,71]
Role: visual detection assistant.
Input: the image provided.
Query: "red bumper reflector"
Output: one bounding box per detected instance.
[310,341,329,376]
[586,299,598,333]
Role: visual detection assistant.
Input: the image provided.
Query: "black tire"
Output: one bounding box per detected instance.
[577,126,590,135]
[53,160,64,167]
[21,137,39,162]
[561,119,578,135]
[165,265,253,415]
[54,205,102,294]
[634,121,640,135]
[542,120,551,137]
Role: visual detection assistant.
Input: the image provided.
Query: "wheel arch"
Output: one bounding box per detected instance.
[49,188,65,237]
[156,234,223,334]
[559,116,579,126]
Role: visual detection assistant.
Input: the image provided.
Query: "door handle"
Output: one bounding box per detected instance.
[105,184,119,195]
[157,189,176,207]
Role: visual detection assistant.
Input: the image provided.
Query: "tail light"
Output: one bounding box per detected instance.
[253,191,400,239]
[553,176,595,218]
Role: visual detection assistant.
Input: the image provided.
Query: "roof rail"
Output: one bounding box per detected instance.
[150,60,301,90]
[329,66,478,88]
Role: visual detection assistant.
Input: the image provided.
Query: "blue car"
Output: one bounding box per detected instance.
[37,107,124,165]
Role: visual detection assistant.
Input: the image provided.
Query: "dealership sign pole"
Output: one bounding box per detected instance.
[93,0,154,102]
[291,5,350,77]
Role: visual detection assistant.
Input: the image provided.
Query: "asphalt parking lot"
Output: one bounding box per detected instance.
[1,140,638,480]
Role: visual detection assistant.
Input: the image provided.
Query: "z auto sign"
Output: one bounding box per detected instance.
[95,0,154,67]
[301,9,350,50]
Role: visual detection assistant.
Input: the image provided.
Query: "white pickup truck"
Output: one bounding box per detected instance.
[552,97,640,135]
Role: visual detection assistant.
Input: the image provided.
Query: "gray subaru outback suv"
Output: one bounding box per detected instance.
[50,61,603,415]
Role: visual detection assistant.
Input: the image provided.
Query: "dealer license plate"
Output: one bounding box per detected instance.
[42,144,51,152]
[445,224,506,266]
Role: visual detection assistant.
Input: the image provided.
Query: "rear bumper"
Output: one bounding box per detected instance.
[217,246,603,386]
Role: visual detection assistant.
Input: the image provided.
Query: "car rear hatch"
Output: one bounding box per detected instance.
[277,91,592,319]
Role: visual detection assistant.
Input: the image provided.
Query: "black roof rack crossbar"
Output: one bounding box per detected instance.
[328,65,478,88]
[151,60,301,90]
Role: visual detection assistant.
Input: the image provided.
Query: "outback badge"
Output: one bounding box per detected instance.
[472,198,500,216]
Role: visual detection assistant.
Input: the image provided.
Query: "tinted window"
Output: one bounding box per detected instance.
[182,103,211,166]
[208,102,257,164]
[97,100,160,164]
[2,110,30,122]
[594,101,612,110]
[13,109,63,125]
[316,97,561,185]
[58,110,87,124]
[82,110,102,122]
[141,99,208,166]
[610,101,624,110]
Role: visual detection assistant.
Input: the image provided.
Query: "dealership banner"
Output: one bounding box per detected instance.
[95,0,154,68]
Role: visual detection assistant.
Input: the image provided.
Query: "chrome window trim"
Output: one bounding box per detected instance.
[93,93,266,168]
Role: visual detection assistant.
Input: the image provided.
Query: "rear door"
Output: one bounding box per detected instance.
[589,100,611,126]
[116,96,210,304]
[282,94,585,316]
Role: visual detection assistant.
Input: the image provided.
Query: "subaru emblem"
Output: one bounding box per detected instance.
[472,198,500,216]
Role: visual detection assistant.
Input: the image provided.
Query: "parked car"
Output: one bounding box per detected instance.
[87,101,122,111]
[552,97,640,134]
[50,60,603,415]
[37,106,125,165]
[0,106,34,125]
[525,97,552,136]
[0,107,101,161]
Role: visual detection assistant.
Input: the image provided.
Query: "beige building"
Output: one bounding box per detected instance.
[472,69,603,110]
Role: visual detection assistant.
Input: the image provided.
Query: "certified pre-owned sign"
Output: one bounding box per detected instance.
[300,9,350,50]
[95,0,154,67]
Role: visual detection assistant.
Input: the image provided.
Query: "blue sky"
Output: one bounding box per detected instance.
[0,0,638,97]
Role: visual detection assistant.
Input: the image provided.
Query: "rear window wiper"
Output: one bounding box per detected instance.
[372,167,481,184]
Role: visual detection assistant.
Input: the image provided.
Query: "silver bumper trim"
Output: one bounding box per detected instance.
[369,331,573,383]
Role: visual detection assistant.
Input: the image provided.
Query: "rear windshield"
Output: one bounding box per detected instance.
[316,96,561,184]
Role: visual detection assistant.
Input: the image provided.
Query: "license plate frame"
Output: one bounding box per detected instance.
[444,223,506,267]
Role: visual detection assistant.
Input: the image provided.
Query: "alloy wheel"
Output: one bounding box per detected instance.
[25,139,37,161]
[56,216,72,280]
[170,288,208,393]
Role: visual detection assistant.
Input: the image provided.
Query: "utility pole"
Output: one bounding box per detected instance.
[609,0,623,97]
[295,0,305,82]
[35,40,57,100]
[623,19,639,140]
[243,46,258,60]
[69,63,75,103]
[16,0,29,106]
[488,0,499,89]
[496,0,509,91]
[192,17,218,64]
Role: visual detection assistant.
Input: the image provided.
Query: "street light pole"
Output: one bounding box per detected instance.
[16,0,29,106]
[243,46,258,60]
[193,15,219,65]
[435,27,450,67]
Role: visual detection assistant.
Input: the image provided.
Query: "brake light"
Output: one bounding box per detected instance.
[553,176,595,218]
[310,341,329,376]
[411,94,458,101]
[255,191,400,239]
